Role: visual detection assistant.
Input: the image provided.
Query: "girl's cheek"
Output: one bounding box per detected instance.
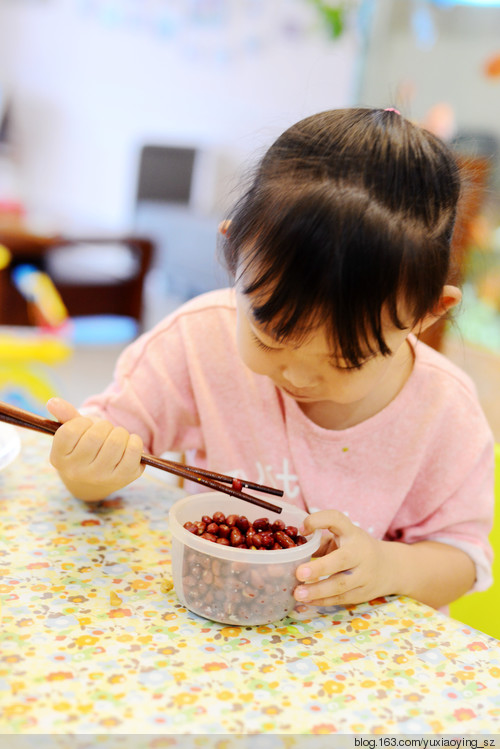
[237,336,267,374]
[248,352,273,376]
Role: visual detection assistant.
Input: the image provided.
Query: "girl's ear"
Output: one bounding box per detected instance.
[413,284,462,334]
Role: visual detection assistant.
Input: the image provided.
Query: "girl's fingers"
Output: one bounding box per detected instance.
[112,433,145,480]
[46,397,82,424]
[50,415,143,486]
[300,583,366,608]
[294,565,359,603]
[51,416,98,460]
[315,535,339,557]
[297,543,352,580]
[67,420,116,463]
[90,428,144,482]
[296,515,356,584]
[89,426,131,472]
[303,509,354,537]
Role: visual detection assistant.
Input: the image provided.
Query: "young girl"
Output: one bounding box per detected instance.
[48,108,494,611]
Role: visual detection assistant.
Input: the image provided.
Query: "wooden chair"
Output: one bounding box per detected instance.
[420,155,490,352]
[0,230,154,329]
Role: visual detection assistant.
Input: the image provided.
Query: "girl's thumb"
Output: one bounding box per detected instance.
[46,397,81,424]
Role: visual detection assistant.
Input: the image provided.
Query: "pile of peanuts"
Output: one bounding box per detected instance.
[182,512,308,549]
[180,512,310,624]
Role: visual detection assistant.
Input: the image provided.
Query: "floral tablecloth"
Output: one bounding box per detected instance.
[1,431,499,736]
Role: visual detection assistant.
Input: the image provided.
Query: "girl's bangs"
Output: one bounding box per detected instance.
[224,155,453,369]
[234,219,405,369]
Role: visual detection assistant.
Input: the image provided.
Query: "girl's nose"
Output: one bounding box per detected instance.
[281,365,320,389]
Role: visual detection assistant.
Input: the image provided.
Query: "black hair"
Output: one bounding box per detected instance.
[221,108,462,368]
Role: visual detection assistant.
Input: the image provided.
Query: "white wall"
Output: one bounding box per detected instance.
[359,1,500,142]
[0,0,359,231]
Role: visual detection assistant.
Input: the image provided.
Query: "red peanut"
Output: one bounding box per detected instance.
[236,515,250,533]
[230,528,244,546]
[253,517,270,532]
[258,532,274,549]
[252,533,262,548]
[275,530,296,548]
[186,511,310,552]
[201,532,218,543]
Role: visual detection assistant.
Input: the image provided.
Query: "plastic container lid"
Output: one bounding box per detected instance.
[169,492,321,564]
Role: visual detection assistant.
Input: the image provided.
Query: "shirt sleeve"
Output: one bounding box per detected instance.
[385,405,495,594]
[80,313,205,457]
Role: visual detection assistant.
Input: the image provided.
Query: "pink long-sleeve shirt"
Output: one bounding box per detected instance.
[83,289,494,592]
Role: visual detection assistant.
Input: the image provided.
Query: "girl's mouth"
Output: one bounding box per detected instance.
[281,386,317,401]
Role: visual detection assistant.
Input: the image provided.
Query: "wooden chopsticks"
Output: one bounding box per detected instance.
[0,401,284,513]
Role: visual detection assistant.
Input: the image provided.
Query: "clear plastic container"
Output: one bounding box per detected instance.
[169,492,322,625]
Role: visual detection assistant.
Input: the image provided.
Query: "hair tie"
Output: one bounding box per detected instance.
[384,107,401,115]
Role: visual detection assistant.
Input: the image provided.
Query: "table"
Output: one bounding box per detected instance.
[1,431,499,736]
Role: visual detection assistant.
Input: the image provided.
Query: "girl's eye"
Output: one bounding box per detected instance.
[328,353,375,371]
[252,333,278,353]
[329,361,363,372]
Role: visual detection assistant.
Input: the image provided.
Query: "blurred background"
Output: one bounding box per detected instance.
[0,0,499,440]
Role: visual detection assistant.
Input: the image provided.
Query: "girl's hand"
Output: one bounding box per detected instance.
[47,397,145,502]
[294,510,395,606]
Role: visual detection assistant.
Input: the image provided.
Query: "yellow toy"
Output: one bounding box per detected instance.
[0,253,73,413]
[12,264,68,329]
[0,333,72,415]
[0,334,71,364]
[449,443,500,640]
[0,244,11,270]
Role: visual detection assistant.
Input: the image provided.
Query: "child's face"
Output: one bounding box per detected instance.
[235,290,414,408]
